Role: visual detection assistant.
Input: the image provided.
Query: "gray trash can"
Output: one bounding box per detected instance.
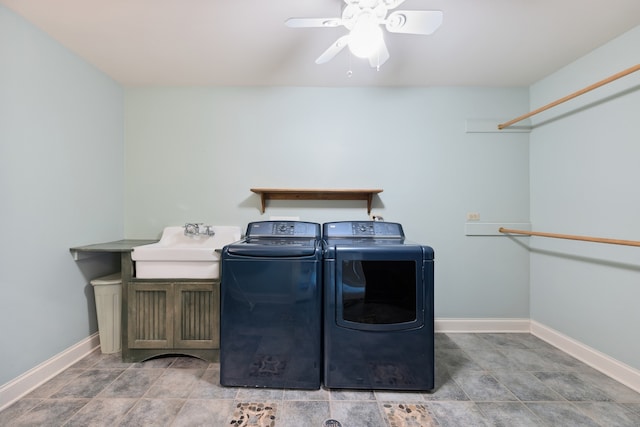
[90,273,122,354]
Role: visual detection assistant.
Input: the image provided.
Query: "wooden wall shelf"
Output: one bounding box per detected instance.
[250,188,383,214]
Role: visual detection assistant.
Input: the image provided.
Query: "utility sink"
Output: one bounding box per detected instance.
[131,226,241,279]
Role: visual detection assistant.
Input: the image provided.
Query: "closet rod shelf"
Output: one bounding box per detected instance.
[499,227,640,247]
[250,188,383,214]
[498,63,640,130]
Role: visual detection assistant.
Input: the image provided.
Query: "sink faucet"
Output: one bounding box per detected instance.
[201,225,215,236]
[184,223,215,237]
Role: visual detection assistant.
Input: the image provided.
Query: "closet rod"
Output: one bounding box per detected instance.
[498,63,640,130]
[499,227,640,247]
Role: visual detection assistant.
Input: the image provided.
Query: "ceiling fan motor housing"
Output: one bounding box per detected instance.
[342,0,390,30]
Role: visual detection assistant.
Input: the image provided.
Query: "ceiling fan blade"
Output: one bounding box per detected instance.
[381,0,406,9]
[368,39,390,68]
[285,17,342,28]
[316,36,350,64]
[385,10,443,35]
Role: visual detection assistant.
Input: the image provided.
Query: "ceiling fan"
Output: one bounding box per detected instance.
[285,0,443,69]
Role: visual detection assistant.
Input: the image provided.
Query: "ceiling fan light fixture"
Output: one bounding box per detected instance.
[285,1,443,68]
[348,11,384,59]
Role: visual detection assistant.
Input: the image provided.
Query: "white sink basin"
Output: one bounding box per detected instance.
[131,226,241,279]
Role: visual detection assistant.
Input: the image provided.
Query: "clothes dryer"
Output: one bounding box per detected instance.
[323,221,434,390]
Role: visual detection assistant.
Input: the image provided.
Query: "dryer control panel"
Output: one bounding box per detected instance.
[324,221,404,238]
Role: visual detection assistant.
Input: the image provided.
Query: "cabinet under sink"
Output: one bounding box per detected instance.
[124,279,220,363]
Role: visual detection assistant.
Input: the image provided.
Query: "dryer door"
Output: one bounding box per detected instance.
[335,246,425,331]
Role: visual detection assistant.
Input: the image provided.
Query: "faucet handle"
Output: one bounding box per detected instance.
[184,223,198,236]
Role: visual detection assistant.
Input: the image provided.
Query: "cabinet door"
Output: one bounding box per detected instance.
[128,282,174,349]
[174,282,219,349]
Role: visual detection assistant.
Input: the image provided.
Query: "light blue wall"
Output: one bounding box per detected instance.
[2,0,636,395]
[125,86,531,318]
[529,26,640,369]
[0,6,124,384]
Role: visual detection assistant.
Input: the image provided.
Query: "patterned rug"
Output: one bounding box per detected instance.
[229,402,277,427]
[382,403,439,427]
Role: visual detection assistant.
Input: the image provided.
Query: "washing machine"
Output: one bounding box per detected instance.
[323,221,434,390]
[220,221,322,389]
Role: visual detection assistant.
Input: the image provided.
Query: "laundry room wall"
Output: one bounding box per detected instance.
[529,25,640,370]
[0,5,124,386]
[124,86,531,319]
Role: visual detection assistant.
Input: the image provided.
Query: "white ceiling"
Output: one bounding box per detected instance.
[2,0,639,87]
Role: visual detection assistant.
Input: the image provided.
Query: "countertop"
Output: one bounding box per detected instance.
[70,239,157,259]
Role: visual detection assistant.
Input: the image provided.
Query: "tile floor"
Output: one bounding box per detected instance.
[2,333,640,426]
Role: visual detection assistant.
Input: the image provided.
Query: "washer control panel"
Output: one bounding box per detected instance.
[246,221,320,238]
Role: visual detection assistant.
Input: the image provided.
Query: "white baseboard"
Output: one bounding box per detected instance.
[530,320,640,393]
[0,333,100,411]
[435,317,531,333]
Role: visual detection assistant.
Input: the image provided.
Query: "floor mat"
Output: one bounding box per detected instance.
[382,403,438,427]
[229,402,277,427]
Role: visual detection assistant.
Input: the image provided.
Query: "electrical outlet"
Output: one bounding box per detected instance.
[466,212,480,221]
